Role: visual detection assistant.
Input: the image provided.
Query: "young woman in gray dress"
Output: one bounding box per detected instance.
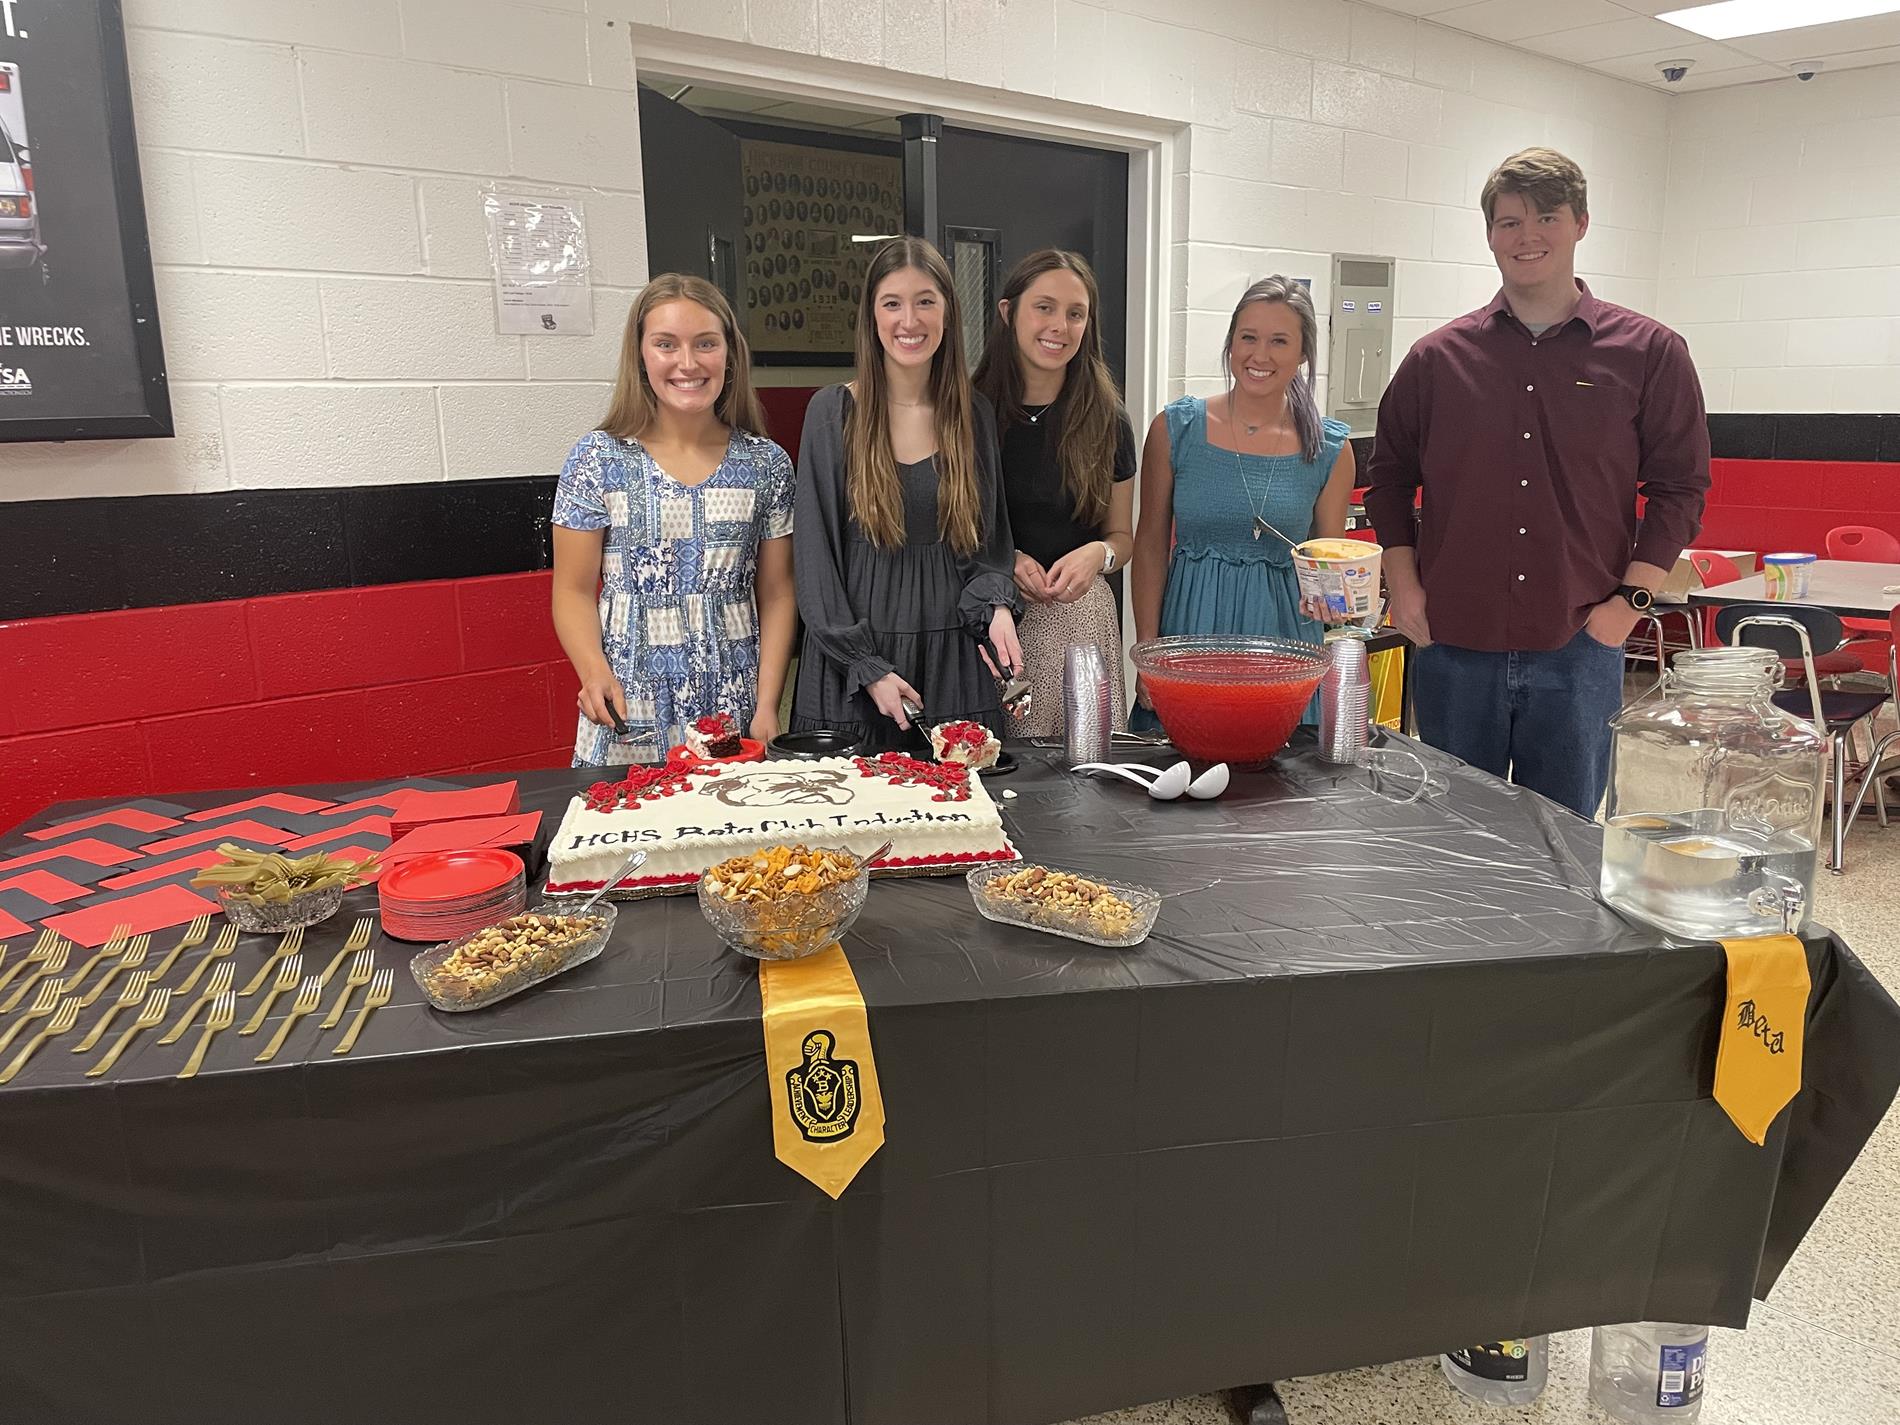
[792,236,1024,753]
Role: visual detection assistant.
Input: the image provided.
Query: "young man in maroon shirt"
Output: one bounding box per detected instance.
[1364,148,1711,817]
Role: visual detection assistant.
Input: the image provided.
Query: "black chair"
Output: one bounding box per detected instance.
[1715,603,1891,873]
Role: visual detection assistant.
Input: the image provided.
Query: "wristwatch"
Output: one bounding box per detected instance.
[1614,583,1655,612]
[1100,540,1118,574]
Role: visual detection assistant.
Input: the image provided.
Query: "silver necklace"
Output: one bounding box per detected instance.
[1226,394,1283,541]
[1023,401,1056,425]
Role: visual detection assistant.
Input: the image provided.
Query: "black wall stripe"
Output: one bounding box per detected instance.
[3,414,1896,623]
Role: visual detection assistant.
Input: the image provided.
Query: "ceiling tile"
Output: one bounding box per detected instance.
[1522,16,1705,62]
[1739,11,1900,61]
[1429,0,1627,43]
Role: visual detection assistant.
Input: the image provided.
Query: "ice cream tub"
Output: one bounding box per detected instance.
[1293,537,1384,622]
[1762,553,1816,600]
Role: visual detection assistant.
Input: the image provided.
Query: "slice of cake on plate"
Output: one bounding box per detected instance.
[929,720,1001,770]
[685,712,744,759]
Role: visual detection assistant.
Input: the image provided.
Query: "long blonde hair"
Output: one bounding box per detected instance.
[599,274,766,441]
[972,248,1121,526]
[846,238,982,555]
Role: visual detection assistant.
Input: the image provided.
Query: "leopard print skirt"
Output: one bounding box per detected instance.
[1013,575,1128,741]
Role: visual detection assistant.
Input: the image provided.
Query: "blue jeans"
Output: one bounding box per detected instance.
[1412,628,1626,817]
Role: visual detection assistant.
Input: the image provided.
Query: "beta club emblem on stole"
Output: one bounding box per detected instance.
[786,1029,860,1142]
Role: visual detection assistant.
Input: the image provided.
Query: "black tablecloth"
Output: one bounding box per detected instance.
[2,739,1897,1425]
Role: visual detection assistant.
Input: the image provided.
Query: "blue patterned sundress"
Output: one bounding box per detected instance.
[553,428,794,766]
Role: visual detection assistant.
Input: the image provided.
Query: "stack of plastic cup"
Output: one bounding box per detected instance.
[1064,644,1112,767]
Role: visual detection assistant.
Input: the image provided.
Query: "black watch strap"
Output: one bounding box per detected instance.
[1615,583,1655,611]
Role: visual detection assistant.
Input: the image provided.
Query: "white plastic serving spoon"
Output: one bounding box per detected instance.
[1073,761,1198,800]
[1185,763,1230,799]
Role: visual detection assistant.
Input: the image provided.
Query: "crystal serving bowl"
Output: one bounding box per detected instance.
[1130,635,1327,764]
[696,850,869,961]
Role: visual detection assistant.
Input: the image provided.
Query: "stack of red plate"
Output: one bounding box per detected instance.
[379,848,526,942]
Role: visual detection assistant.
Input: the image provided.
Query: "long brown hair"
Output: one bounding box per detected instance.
[598,274,766,441]
[1221,275,1324,465]
[972,248,1121,526]
[846,237,982,555]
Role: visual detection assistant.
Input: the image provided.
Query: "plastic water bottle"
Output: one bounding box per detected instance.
[1589,1323,1709,1422]
[1439,1336,1548,1407]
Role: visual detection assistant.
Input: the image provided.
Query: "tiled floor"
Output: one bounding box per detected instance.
[1062,790,1900,1425]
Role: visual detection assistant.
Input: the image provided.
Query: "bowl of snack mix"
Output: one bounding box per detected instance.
[698,844,868,961]
[410,903,616,1010]
[966,862,1160,948]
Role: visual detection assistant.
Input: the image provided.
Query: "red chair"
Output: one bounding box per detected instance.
[1691,549,1864,679]
[1826,526,1900,647]
[1826,525,1900,562]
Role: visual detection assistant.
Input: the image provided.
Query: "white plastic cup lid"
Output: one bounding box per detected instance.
[1763,553,1817,565]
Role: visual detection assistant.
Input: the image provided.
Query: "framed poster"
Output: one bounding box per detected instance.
[740,138,902,364]
[0,0,171,441]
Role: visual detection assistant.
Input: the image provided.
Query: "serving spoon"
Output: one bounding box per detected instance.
[1072,761,1229,801]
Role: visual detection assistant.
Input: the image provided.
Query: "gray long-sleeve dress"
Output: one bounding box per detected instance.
[792,384,1023,753]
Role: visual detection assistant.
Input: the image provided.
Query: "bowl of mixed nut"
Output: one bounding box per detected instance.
[966,863,1160,947]
[410,904,616,1010]
[698,843,868,960]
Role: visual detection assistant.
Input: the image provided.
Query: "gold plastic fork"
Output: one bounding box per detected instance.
[57,927,132,999]
[88,988,171,1078]
[0,930,63,996]
[158,963,235,1045]
[1,946,69,1015]
[146,914,214,981]
[313,916,376,989]
[333,968,394,1056]
[78,935,150,1008]
[74,971,154,1052]
[240,955,304,1035]
[178,991,236,1080]
[319,950,375,1030]
[173,926,239,996]
[238,925,306,997]
[256,976,323,1064]
[0,997,81,1084]
[0,984,64,1057]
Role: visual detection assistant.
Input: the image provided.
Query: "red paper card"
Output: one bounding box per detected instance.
[383,812,542,863]
[138,820,301,858]
[321,788,434,816]
[43,884,223,948]
[0,906,33,939]
[0,870,94,904]
[99,848,228,892]
[284,816,391,850]
[0,839,147,874]
[25,807,184,842]
[182,792,335,822]
[387,783,519,840]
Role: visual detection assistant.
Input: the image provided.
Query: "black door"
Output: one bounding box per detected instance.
[637,85,742,305]
[933,128,1129,385]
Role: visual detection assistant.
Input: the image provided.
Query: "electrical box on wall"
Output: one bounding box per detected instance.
[1328,254,1394,437]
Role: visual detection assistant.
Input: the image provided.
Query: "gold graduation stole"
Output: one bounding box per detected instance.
[757,943,886,1198]
[1714,935,1810,1146]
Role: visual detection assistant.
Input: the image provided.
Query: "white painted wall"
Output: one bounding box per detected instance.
[3,0,1682,501]
[1660,63,1900,415]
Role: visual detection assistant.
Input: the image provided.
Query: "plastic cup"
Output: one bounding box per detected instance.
[1293,537,1384,623]
[1762,553,1816,600]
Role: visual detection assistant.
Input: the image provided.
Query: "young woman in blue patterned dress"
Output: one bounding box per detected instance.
[551,274,797,766]
[1129,275,1356,728]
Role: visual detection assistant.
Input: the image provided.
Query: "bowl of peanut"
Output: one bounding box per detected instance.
[410,904,616,1010]
[966,863,1159,947]
[698,844,868,961]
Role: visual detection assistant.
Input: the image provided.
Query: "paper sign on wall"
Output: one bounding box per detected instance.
[483,191,594,336]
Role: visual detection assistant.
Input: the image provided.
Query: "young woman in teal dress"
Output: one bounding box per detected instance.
[1129,275,1356,727]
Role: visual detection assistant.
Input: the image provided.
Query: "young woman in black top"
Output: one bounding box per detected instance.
[973,249,1136,736]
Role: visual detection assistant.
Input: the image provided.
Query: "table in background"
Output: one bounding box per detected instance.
[2,744,1896,1425]
[1689,559,1900,619]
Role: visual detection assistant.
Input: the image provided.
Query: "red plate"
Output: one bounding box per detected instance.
[667,738,766,768]
[379,848,523,904]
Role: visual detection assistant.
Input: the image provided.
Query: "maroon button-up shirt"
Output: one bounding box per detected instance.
[1364,283,1710,653]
